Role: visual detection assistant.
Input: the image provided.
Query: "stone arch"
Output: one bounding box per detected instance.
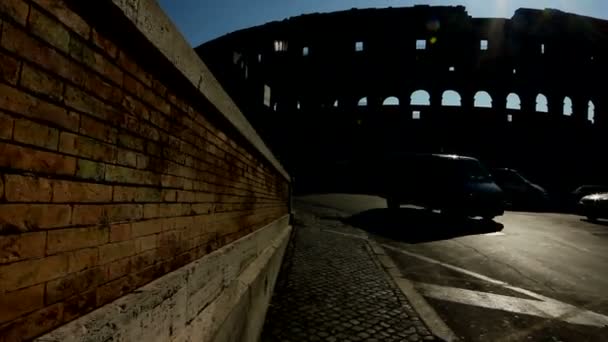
[506,93,521,110]
[536,94,548,113]
[474,91,493,108]
[442,90,461,107]
[383,96,399,106]
[357,97,368,107]
[411,90,431,106]
[563,97,573,116]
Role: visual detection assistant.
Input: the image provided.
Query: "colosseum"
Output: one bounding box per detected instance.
[196,5,607,195]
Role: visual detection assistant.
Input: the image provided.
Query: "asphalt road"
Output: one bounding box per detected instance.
[296,193,608,342]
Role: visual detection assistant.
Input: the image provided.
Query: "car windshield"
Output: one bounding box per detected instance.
[442,159,491,181]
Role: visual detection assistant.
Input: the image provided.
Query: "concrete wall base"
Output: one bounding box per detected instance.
[35,215,292,342]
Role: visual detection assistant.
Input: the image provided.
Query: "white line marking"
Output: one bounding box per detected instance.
[382,244,608,328]
[417,283,608,328]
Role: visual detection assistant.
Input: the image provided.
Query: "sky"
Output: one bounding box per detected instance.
[158,0,608,46]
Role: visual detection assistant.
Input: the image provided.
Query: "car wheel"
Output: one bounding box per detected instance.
[587,215,598,222]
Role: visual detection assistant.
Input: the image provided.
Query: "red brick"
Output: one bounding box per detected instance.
[0,83,78,132]
[63,289,96,323]
[99,240,135,264]
[113,186,162,203]
[85,72,123,105]
[91,28,117,58]
[131,249,156,272]
[45,267,106,305]
[0,112,14,140]
[59,132,116,162]
[75,159,105,181]
[0,0,29,26]
[106,257,131,281]
[0,232,46,265]
[117,51,152,86]
[109,223,131,242]
[47,226,108,254]
[135,235,157,253]
[0,51,20,85]
[96,275,134,307]
[4,174,52,202]
[0,204,71,232]
[71,204,105,226]
[105,164,158,185]
[52,180,113,203]
[31,0,90,38]
[143,204,160,219]
[0,254,68,292]
[0,303,64,342]
[116,148,137,168]
[68,36,122,86]
[135,153,150,170]
[28,7,70,52]
[66,247,98,273]
[64,85,110,121]
[131,219,163,238]
[117,132,144,151]
[13,118,60,150]
[79,115,117,144]
[121,95,150,121]
[0,142,76,176]
[151,79,167,98]
[0,284,44,325]
[106,204,143,223]
[19,63,63,101]
[123,73,145,98]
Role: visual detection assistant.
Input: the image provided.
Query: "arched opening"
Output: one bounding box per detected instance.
[297,101,301,110]
[333,100,339,108]
[442,90,461,107]
[410,90,430,106]
[563,97,573,116]
[358,97,368,107]
[536,94,548,113]
[474,91,493,108]
[588,101,595,123]
[383,96,399,106]
[506,93,521,110]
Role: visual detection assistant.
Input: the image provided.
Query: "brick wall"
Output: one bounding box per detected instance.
[0,1,290,340]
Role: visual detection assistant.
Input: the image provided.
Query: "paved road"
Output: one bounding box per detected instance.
[297,194,608,342]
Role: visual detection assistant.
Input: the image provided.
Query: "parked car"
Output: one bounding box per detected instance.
[572,185,608,203]
[381,154,505,220]
[578,193,608,221]
[491,168,550,210]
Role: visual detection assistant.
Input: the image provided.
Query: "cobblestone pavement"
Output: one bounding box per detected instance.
[261,203,437,342]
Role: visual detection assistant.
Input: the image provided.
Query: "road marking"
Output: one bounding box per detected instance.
[382,244,608,328]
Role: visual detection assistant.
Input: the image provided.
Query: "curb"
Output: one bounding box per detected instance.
[366,239,459,342]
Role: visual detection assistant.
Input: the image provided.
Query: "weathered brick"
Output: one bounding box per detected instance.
[131,219,163,238]
[109,223,131,242]
[13,118,60,150]
[0,254,68,291]
[123,73,145,98]
[4,174,52,202]
[31,0,90,38]
[113,186,162,203]
[106,257,131,281]
[59,132,116,162]
[151,79,168,98]
[28,7,70,52]
[121,95,150,121]
[0,51,20,85]
[71,204,105,226]
[106,204,143,222]
[0,232,46,264]
[96,275,134,307]
[69,36,122,86]
[0,112,14,139]
[0,204,71,232]
[75,159,105,181]
[47,226,108,254]
[135,235,157,253]
[105,164,158,185]
[52,180,113,203]
[64,85,111,121]
[66,247,98,273]
[45,267,106,305]
[0,0,29,26]
[84,72,123,105]
[117,132,144,151]
[0,303,64,342]
[131,249,156,272]
[63,289,96,323]
[91,28,117,59]
[143,203,160,219]
[117,51,152,87]
[0,284,44,325]
[19,63,64,101]
[0,142,76,176]
[99,240,135,264]
[79,115,117,144]
[0,83,77,131]
[116,148,137,168]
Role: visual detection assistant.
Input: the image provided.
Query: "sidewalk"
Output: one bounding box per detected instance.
[261,201,438,342]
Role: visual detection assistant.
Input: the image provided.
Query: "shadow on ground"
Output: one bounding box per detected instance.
[344,207,504,243]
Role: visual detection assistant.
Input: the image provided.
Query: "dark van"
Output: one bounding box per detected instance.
[382,154,505,220]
